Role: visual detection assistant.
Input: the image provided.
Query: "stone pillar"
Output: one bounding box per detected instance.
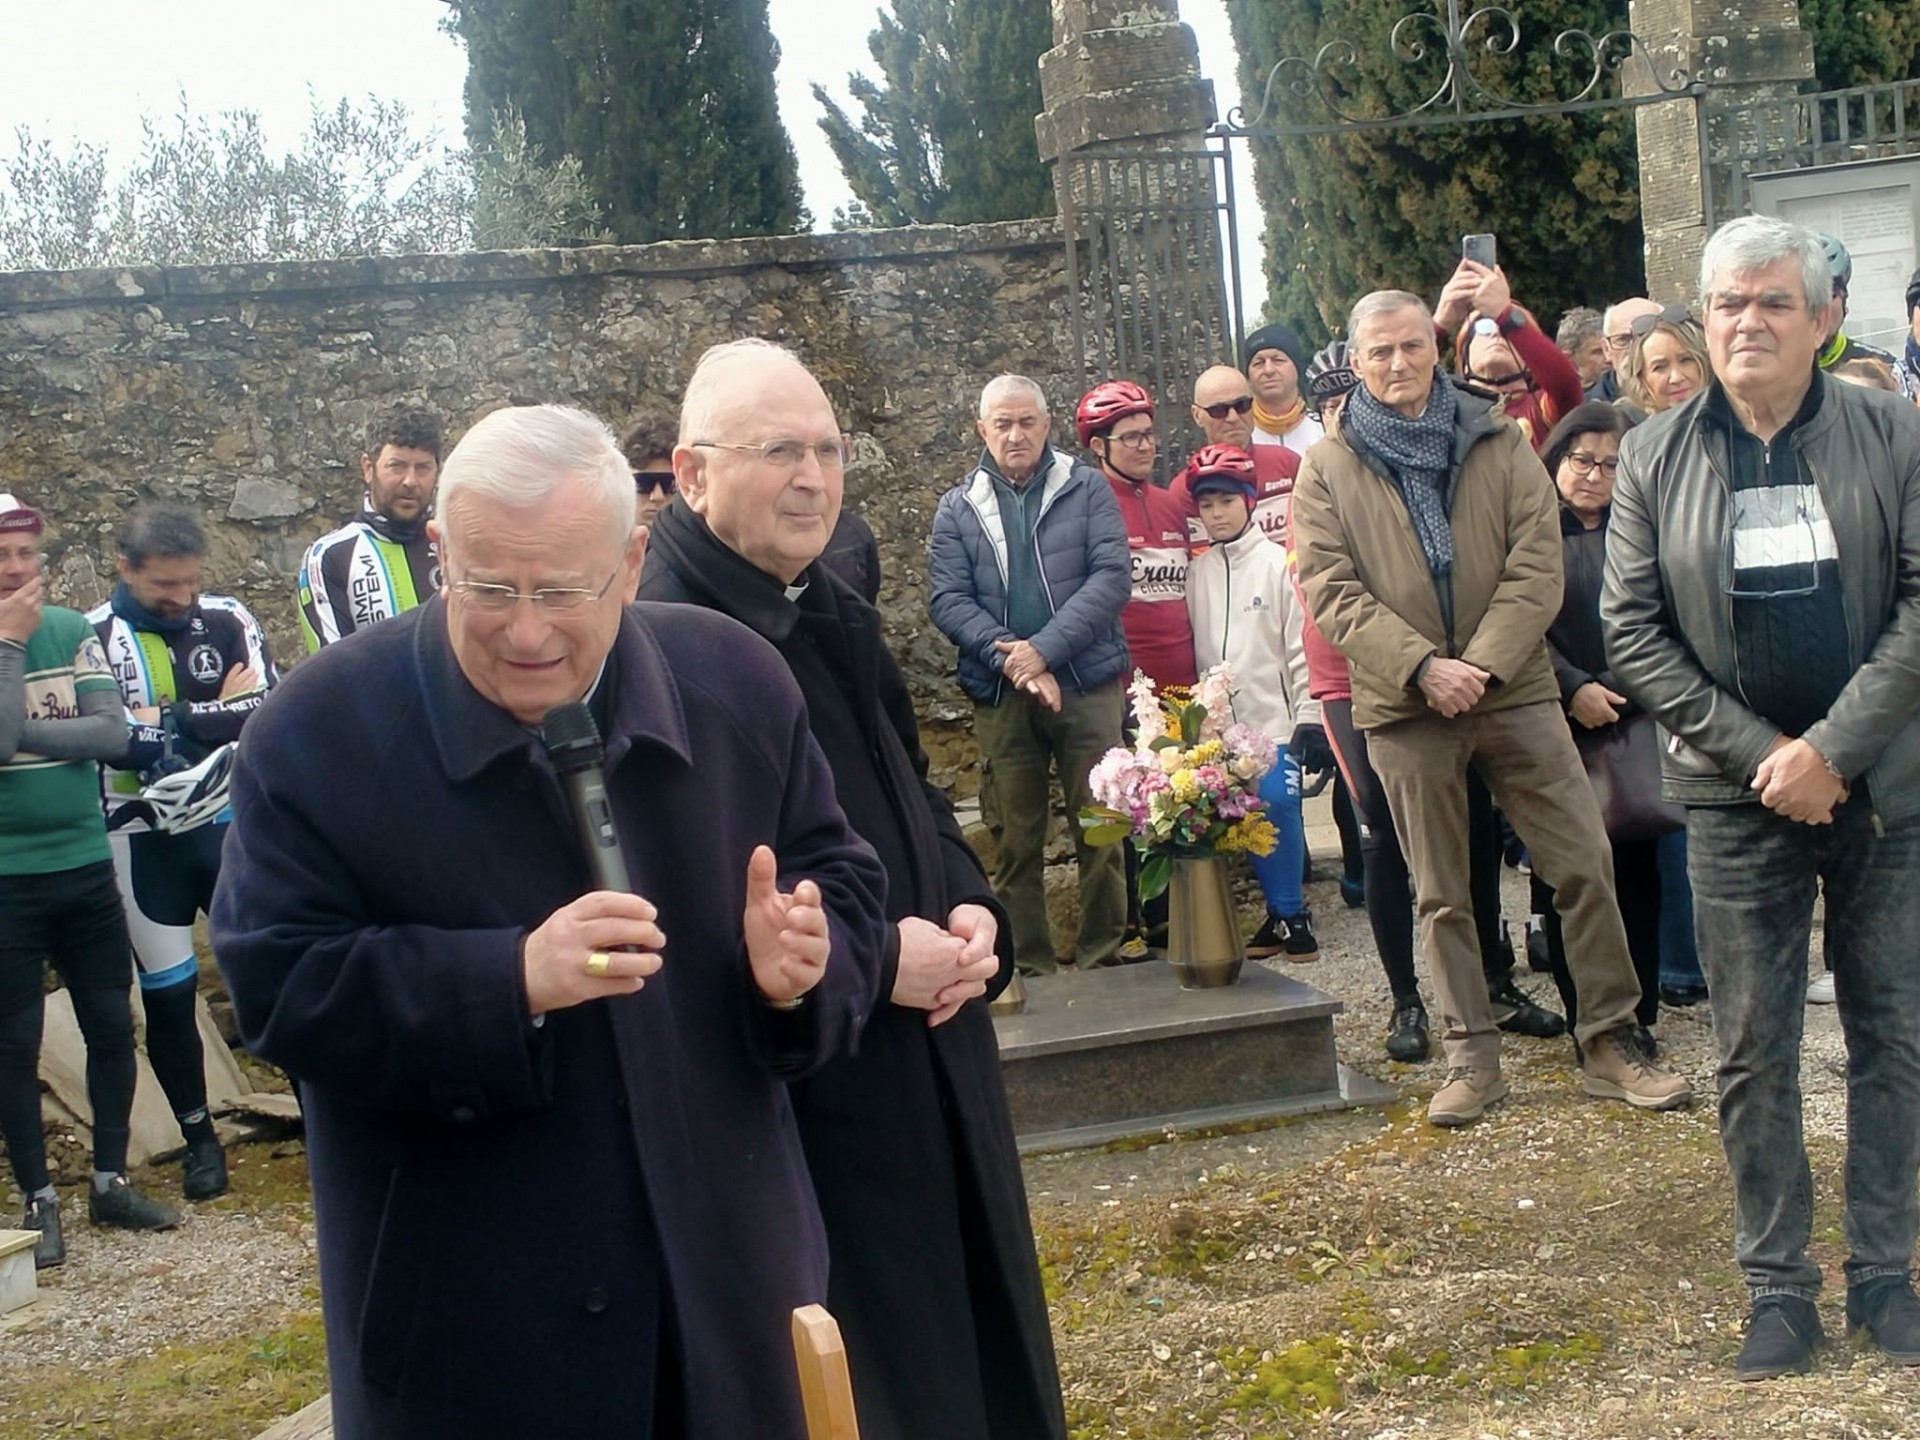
[1034,1,1225,429]
[1629,0,1815,302]
[1034,0,1216,180]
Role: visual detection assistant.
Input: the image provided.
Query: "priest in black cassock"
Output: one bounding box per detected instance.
[637,339,1067,1440]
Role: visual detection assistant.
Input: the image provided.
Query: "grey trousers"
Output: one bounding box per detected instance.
[1368,701,1641,1069]
[1688,800,1920,1298]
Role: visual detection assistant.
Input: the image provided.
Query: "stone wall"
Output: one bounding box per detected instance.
[0,220,1078,793]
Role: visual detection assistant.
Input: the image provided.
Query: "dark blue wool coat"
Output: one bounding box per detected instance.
[211,598,889,1440]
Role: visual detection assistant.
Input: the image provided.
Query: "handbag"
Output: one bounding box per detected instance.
[1573,710,1685,841]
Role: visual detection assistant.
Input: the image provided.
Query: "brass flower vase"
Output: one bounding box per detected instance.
[1165,854,1245,989]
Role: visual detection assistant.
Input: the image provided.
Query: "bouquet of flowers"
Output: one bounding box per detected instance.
[1079,667,1279,900]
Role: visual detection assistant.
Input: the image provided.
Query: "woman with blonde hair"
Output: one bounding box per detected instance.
[1621,307,1708,416]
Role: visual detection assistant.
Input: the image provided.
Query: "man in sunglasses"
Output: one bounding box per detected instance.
[1184,365,1302,546]
[298,403,445,651]
[619,406,678,532]
[1605,213,1920,1381]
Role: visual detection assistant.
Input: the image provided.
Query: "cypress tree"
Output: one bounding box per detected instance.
[444,0,805,242]
[1221,0,1643,342]
[813,0,1053,227]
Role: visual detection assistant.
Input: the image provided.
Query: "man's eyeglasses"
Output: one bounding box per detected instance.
[451,569,619,613]
[1105,429,1158,451]
[1198,396,1254,420]
[633,470,675,496]
[1722,494,1828,600]
[1629,305,1696,340]
[1562,451,1620,477]
[691,437,850,471]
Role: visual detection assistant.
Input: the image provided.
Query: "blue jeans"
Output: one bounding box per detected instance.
[1246,747,1305,918]
[1657,829,1705,990]
[1688,801,1920,1298]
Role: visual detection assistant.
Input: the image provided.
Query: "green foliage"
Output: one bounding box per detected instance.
[0,97,602,270]
[1222,0,1644,344]
[1803,0,1920,90]
[469,105,609,250]
[813,0,1052,227]
[444,0,805,243]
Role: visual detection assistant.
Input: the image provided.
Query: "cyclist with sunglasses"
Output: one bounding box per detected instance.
[1181,364,1303,548]
[297,404,444,651]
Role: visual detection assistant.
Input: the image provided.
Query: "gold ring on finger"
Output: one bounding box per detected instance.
[585,951,612,978]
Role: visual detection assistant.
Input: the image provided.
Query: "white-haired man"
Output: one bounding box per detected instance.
[212,403,889,1438]
[929,376,1131,974]
[1604,214,1920,1380]
[1291,289,1690,1129]
[638,338,1067,1440]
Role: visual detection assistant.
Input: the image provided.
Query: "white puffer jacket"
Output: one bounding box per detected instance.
[1185,521,1320,742]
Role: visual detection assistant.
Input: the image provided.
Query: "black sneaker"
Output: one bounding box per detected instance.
[1385,1001,1430,1062]
[183,1136,229,1201]
[1659,981,1709,1007]
[1737,1294,1824,1380]
[1246,914,1286,959]
[1280,911,1319,962]
[1846,1276,1920,1364]
[1489,977,1566,1038]
[88,1175,182,1231]
[24,1195,63,1269]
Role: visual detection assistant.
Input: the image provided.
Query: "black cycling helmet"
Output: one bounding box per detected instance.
[1305,339,1358,408]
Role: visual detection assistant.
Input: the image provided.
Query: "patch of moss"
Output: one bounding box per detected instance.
[1486,1331,1603,1389]
[9,1312,327,1440]
[1218,1337,1345,1417]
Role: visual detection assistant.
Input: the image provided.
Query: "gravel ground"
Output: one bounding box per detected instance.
[0,824,1874,1439]
[1,1143,317,1375]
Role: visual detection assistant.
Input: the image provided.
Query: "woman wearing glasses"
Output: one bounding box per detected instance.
[1622,308,1709,419]
[1533,403,1701,1041]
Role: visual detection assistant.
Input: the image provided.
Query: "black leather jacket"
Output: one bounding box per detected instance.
[1602,373,1920,823]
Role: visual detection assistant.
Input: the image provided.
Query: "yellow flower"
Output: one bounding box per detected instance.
[1171,769,1201,802]
[1190,740,1224,765]
[1218,816,1278,857]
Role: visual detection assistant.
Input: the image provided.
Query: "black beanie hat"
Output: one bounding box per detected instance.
[1907,268,1920,319]
[1241,323,1309,378]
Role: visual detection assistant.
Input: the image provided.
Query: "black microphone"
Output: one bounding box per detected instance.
[541,701,630,894]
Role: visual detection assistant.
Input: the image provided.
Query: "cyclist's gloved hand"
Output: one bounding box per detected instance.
[1289,722,1335,778]
[124,724,169,775]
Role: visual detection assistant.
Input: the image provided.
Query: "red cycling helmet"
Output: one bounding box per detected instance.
[1180,443,1258,502]
[1075,380,1156,447]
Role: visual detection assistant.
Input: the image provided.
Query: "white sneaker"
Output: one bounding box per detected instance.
[1807,972,1836,1005]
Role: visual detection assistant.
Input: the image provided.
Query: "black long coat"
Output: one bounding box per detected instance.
[638,502,1068,1440]
[211,599,890,1440]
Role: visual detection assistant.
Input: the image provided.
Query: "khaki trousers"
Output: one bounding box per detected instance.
[1368,701,1641,1069]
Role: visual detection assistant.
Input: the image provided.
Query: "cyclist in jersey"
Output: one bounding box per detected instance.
[1,494,179,1267]
[1076,381,1196,960]
[297,404,443,649]
[91,503,276,1201]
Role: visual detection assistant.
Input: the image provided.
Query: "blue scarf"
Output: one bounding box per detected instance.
[1345,373,1459,578]
[110,580,193,634]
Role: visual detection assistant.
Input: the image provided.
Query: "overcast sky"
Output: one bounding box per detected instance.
[0,0,1261,305]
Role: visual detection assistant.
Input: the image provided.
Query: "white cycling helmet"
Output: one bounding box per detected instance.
[123,744,236,834]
